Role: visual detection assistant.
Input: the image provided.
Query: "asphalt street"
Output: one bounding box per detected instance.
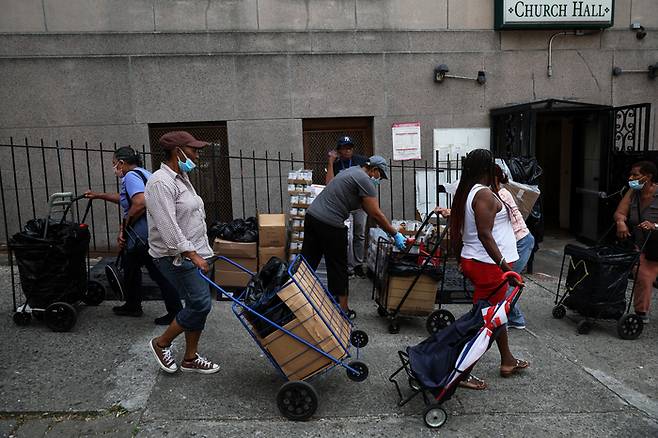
[1,234,657,437]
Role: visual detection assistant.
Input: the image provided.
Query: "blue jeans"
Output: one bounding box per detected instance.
[153,256,212,331]
[506,233,535,326]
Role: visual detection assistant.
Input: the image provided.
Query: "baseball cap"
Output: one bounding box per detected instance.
[336,136,354,149]
[367,155,389,179]
[158,131,209,151]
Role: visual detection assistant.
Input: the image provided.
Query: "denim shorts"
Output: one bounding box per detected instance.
[152,256,212,331]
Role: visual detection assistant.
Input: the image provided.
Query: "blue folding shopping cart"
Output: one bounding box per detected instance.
[199,254,369,420]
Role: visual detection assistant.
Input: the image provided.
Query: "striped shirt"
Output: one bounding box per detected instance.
[498,188,530,241]
[144,163,213,261]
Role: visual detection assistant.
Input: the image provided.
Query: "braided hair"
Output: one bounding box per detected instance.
[114,146,143,168]
[449,149,496,256]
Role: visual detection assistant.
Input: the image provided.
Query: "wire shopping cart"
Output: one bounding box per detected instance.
[200,254,369,421]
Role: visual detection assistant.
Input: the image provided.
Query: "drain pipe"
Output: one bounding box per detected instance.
[547,30,586,77]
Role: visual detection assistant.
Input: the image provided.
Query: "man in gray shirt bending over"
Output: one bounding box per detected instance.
[303,155,407,319]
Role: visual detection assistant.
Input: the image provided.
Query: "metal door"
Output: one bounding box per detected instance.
[148,123,232,223]
[302,118,373,184]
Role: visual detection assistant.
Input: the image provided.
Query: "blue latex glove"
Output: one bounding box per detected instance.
[393,232,407,250]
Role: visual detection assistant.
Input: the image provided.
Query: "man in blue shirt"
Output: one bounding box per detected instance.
[326,136,369,278]
[85,146,182,325]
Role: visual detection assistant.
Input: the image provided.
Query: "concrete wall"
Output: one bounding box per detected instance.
[0,0,657,240]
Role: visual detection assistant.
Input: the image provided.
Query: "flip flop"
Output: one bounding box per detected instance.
[458,374,487,390]
[500,359,529,378]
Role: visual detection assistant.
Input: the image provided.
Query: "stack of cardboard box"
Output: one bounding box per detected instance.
[258,260,350,381]
[287,170,313,262]
[258,214,287,269]
[212,238,258,288]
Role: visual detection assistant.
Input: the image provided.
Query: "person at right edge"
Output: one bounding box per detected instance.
[302,155,407,319]
[450,149,529,390]
[146,131,219,375]
[326,136,369,278]
[614,160,658,325]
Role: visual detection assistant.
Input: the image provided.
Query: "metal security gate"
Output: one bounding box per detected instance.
[148,122,232,223]
[302,117,373,184]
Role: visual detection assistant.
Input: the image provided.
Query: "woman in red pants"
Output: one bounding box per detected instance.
[449,149,529,389]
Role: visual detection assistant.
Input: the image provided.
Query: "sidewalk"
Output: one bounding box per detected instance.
[1,245,657,437]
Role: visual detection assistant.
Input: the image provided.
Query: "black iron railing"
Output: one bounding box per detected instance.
[0,139,462,254]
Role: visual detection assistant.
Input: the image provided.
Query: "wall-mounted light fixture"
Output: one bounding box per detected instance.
[612,62,658,79]
[433,64,486,85]
[631,22,647,40]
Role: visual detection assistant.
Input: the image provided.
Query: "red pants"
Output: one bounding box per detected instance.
[460,258,510,305]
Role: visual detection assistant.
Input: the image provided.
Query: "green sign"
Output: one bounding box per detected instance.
[495,0,614,30]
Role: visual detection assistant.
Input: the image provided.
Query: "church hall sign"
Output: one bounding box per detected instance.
[495,0,614,29]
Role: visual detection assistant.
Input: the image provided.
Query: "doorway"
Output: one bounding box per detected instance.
[491,99,653,243]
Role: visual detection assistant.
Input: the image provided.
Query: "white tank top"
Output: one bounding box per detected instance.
[460,184,519,264]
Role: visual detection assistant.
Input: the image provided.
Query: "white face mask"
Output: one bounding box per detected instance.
[112,162,123,178]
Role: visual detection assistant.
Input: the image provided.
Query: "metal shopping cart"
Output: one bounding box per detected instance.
[388,272,524,429]
[200,254,369,420]
[8,192,105,331]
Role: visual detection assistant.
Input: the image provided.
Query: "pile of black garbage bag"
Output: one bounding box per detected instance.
[242,257,295,338]
[208,217,258,243]
[9,218,90,307]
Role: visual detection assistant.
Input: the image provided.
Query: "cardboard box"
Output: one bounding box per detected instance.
[383,274,438,316]
[261,317,346,381]
[258,261,351,381]
[502,181,540,220]
[214,269,252,288]
[216,257,258,273]
[213,238,257,259]
[258,246,287,269]
[258,214,287,247]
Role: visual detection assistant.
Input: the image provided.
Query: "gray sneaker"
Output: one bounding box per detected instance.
[149,338,177,373]
[636,313,650,324]
[180,353,220,374]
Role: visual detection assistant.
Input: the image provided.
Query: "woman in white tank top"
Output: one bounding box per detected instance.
[449,149,529,388]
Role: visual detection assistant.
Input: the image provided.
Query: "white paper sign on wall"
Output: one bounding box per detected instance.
[392,122,421,161]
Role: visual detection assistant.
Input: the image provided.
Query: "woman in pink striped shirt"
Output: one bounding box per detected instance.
[493,165,535,329]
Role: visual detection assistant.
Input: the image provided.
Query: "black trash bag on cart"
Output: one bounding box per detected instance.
[562,243,638,319]
[388,257,442,281]
[242,257,295,338]
[208,217,258,243]
[9,221,90,308]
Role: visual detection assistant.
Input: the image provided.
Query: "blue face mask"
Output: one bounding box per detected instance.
[628,179,645,190]
[177,149,197,173]
[370,176,381,187]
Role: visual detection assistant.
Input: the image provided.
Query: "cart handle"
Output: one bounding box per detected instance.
[501,271,523,284]
[398,209,436,256]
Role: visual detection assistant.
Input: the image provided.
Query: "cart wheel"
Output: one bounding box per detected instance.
[83,281,105,306]
[409,377,422,391]
[388,321,400,334]
[426,309,455,335]
[377,305,388,318]
[13,312,31,326]
[350,330,369,348]
[276,381,318,421]
[617,314,643,340]
[423,405,448,429]
[576,320,591,335]
[552,305,566,319]
[346,361,369,382]
[45,302,77,332]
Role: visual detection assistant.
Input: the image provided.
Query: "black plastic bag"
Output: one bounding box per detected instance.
[562,243,638,318]
[208,217,258,243]
[506,157,543,185]
[388,255,442,280]
[242,257,295,338]
[9,221,90,308]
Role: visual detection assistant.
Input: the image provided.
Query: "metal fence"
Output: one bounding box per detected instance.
[0,139,462,254]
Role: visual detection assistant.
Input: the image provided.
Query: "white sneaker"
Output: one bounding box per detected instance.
[180,353,220,374]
